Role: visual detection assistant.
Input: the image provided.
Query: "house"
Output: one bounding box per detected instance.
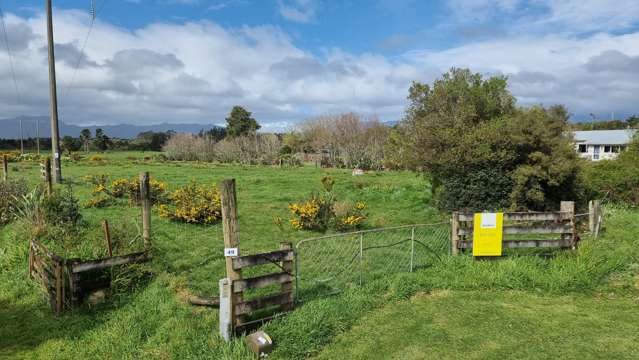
[573,129,637,161]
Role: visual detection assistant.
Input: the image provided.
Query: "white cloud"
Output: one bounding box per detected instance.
[278,0,317,24]
[1,6,639,130]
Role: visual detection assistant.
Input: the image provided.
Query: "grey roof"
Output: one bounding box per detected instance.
[573,130,637,145]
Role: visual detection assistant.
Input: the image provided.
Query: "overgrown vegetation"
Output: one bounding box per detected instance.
[288,176,367,231]
[393,68,583,211]
[584,134,639,205]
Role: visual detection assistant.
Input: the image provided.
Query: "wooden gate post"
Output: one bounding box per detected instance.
[560,201,575,248]
[280,242,294,311]
[140,172,152,248]
[451,212,460,256]
[220,179,242,332]
[2,155,7,182]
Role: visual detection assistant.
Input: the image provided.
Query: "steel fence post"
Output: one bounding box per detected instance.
[294,246,299,303]
[359,233,363,286]
[410,226,415,272]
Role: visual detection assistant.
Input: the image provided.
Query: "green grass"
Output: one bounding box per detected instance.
[315,290,639,360]
[1,151,638,359]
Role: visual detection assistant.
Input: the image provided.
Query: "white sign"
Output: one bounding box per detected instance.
[224,247,238,257]
[480,213,497,229]
[54,152,60,159]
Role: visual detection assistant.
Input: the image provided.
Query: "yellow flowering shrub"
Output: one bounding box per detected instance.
[288,177,367,232]
[89,155,104,162]
[83,195,112,208]
[158,182,221,224]
[109,177,168,204]
[335,201,367,231]
[0,151,20,162]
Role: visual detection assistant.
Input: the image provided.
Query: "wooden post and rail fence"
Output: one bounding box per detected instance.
[451,200,603,255]
[219,179,295,340]
[28,172,153,315]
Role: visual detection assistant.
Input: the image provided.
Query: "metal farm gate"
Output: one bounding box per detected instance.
[294,222,450,301]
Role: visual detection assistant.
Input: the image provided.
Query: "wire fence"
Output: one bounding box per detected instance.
[294,222,450,301]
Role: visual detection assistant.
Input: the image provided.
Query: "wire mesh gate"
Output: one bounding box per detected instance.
[294,222,450,301]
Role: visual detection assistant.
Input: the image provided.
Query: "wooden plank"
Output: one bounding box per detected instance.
[71,251,150,273]
[31,240,65,263]
[458,239,573,249]
[235,313,288,334]
[233,272,293,293]
[235,291,293,315]
[458,224,573,236]
[458,212,566,222]
[231,250,294,270]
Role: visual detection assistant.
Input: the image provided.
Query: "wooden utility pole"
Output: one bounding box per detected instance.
[2,155,7,182]
[46,0,62,183]
[36,118,40,155]
[19,118,24,155]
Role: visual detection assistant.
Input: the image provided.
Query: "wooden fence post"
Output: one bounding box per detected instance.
[589,200,601,234]
[280,242,294,311]
[560,201,575,248]
[451,212,460,256]
[55,261,63,315]
[2,155,7,182]
[139,172,151,248]
[220,179,242,332]
[102,219,113,257]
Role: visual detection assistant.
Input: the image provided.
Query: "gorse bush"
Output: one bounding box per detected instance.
[42,186,82,226]
[158,182,222,224]
[288,176,367,232]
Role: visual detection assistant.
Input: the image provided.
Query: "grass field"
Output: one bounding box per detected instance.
[1,151,638,359]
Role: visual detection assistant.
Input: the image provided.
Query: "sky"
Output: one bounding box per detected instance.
[0,0,638,131]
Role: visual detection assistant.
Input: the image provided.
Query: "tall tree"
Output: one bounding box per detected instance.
[79,128,92,152]
[93,128,111,151]
[225,106,260,137]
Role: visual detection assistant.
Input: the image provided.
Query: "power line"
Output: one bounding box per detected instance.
[61,0,109,104]
[0,2,21,105]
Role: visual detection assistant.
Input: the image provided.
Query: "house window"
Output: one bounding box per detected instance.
[620,146,627,152]
[604,145,611,153]
[578,144,587,153]
[612,146,620,153]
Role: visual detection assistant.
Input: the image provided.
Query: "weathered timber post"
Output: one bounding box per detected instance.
[2,155,7,182]
[102,219,113,257]
[589,200,601,234]
[55,261,63,315]
[560,201,575,248]
[451,212,460,255]
[140,172,151,248]
[44,157,53,196]
[220,179,242,335]
[280,242,294,311]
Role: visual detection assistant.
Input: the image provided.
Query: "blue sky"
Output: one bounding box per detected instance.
[1,0,639,129]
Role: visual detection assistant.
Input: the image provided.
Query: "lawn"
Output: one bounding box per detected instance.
[1,151,638,359]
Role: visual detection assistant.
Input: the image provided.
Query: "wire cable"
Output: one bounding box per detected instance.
[0,2,21,104]
[61,0,109,104]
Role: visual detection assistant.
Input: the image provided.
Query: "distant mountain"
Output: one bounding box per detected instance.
[0,116,222,139]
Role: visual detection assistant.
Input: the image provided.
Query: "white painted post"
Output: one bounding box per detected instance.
[219,278,232,342]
